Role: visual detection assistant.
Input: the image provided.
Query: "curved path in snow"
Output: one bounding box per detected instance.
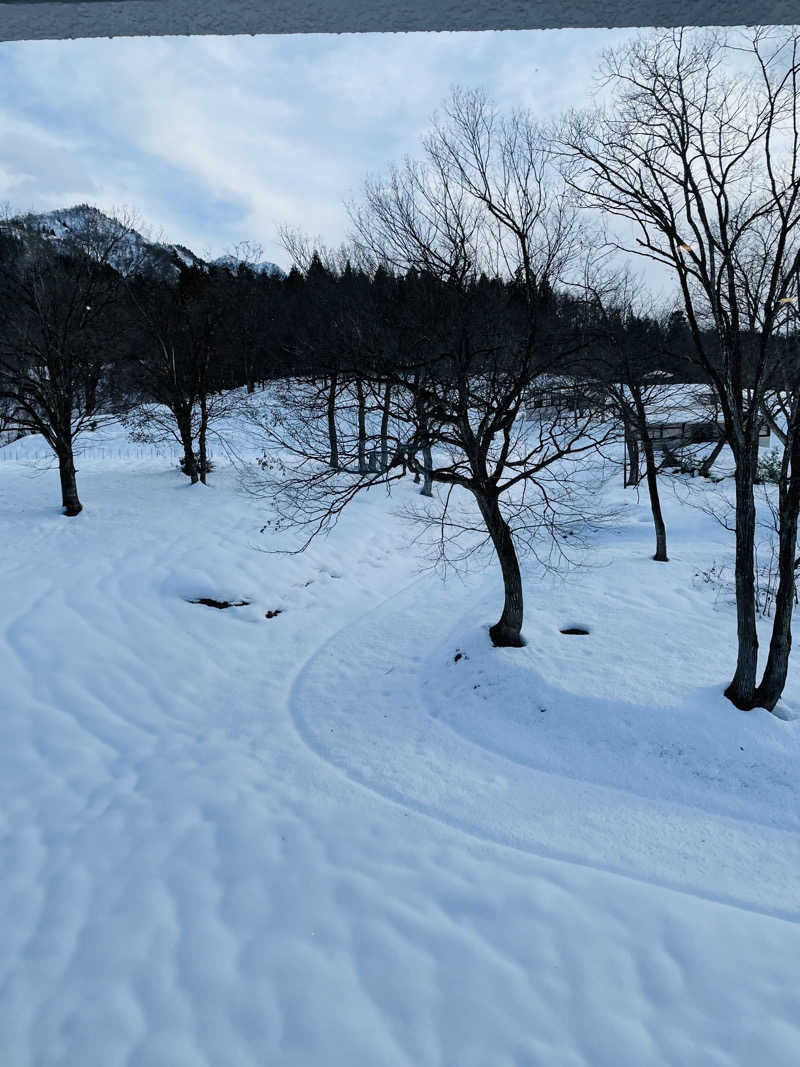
[289,569,800,923]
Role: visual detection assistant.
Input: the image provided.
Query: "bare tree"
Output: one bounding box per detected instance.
[122,266,233,486]
[259,95,607,648]
[580,269,728,561]
[561,27,800,711]
[0,208,138,514]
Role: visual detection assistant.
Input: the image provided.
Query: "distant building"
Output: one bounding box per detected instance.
[523,376,610,418]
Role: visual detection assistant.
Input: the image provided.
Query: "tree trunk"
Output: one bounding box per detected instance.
[380,381,391,472]
[177,410,198,484]
[84,375,99,418]
[198,391,209,485]
[725,459,760,708]
[415,380,433,496]
[356,378,368,474]
[57,442,82,516]
[760,402,787,447]
[389,442,405,473]
[244,351,256,394]
[624,424,640,486]
[699,436,726,477]
[641,432,668,561]
[476,491,525,647]
[755,426,800,711]
[421,443,433,497]
[630,392,667,561]
[327,373,339,471]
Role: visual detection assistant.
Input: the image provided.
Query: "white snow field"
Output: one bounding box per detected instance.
[0,413,799,1067]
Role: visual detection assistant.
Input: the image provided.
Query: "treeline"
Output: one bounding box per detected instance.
[0,213,699,498]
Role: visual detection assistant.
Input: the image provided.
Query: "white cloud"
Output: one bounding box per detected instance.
[0,114,98,209]
[0,29,637,264]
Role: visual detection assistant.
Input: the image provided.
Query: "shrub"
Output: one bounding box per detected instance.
[755,448,782,485]
[178,452,214,476]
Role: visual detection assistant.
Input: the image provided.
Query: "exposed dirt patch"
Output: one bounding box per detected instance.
[188,597,250,610]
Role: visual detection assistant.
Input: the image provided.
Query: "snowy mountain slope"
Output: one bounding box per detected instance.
[3,204,282,281]
[0,412,798,1066]
[211,253,284,277]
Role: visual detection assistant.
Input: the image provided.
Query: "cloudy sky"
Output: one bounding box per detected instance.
[0,29,640,269]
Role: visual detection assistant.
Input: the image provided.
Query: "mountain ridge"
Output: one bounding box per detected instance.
[2,203,284,281]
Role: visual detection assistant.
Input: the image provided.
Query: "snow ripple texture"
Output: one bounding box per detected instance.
[1,420,799,1067]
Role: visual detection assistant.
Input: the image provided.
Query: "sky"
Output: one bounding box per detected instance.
[0,29,637,270]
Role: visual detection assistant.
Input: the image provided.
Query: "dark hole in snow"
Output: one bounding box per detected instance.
[265,609,282,619]
[560,627,590,635]
[454,652,463,662]
[188,597,250,610]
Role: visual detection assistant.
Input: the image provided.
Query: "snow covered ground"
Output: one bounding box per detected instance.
[0,413,798,1066]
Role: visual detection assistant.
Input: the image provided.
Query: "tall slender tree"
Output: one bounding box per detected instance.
[561,27,800,710]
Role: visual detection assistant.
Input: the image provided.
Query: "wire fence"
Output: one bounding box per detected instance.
[0,445,217,463]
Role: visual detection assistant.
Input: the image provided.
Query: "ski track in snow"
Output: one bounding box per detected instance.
[1,425,799,1067]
